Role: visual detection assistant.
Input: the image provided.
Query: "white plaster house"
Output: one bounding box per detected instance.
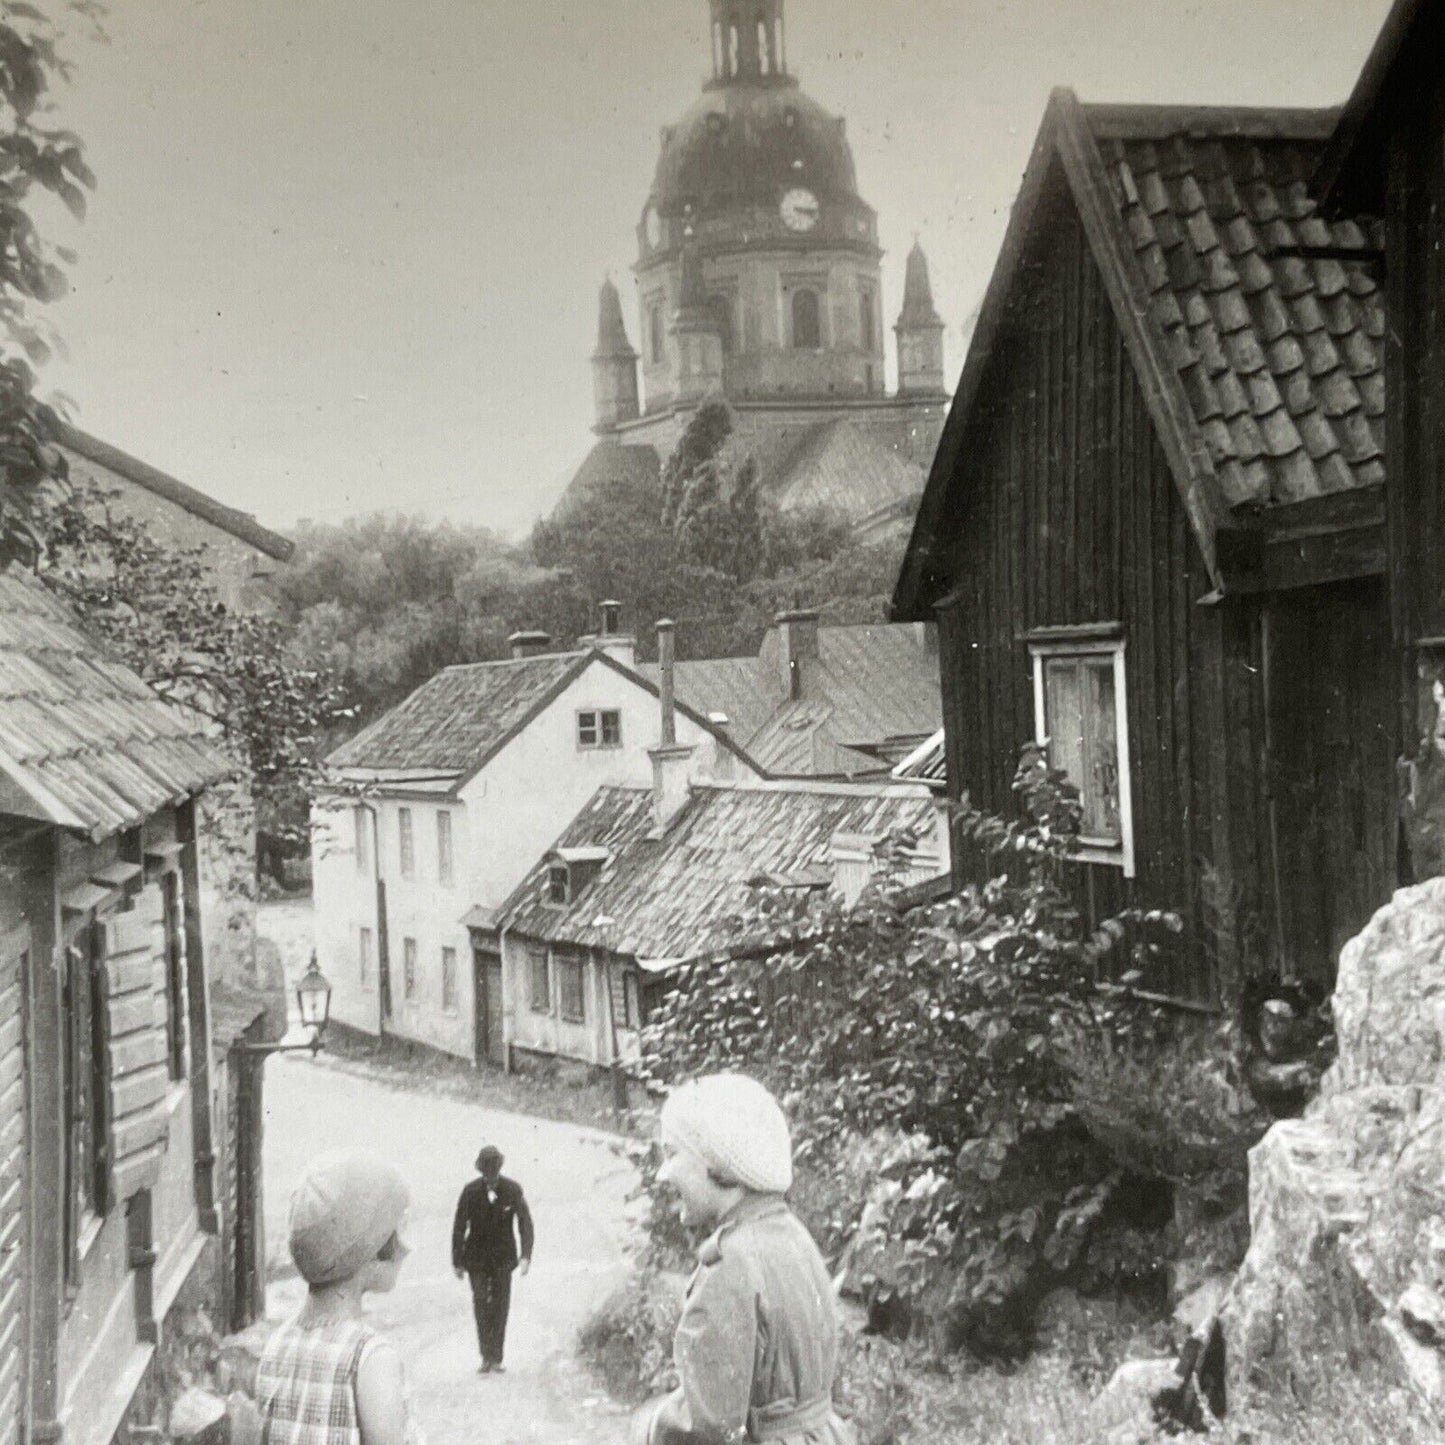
[310,622,763,1063]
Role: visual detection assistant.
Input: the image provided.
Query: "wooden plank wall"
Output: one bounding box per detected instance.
[0,926,27,1445]
[935,185,1231,1004]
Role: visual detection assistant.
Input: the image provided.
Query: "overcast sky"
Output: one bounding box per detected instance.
[43,0,1391,540]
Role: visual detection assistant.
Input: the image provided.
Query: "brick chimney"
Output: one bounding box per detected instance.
[775,609,820,701]
[508,630,552,659]
[584,598,637,668]
[649,618,694,835]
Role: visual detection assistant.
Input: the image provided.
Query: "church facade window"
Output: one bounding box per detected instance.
[648,298,665,365]
[792,287,822,350]
[710,294,735,354]
[860,286,876,351]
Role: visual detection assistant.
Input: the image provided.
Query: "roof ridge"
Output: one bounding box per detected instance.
[1081,101,1341,142]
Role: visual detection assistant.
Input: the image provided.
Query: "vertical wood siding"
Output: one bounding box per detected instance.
[932,187,1395,999]
[0,927,27,1445]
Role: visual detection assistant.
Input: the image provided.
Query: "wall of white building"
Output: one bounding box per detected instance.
[311,657,750,1061]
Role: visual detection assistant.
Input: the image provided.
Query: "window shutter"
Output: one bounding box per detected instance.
[102,885,170,1201]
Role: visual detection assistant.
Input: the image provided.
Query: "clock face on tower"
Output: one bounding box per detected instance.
[780,187,820,232]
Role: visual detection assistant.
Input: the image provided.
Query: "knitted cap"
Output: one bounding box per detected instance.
[288,1148,409,1286]
[661,1073,793,1194]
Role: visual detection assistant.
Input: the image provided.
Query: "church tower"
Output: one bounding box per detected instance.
[707,0,788,86]
[591,278,641,432]
[895,241,946,398]
[670,241,725,404]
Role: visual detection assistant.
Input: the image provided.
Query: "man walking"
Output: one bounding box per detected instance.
[451,1144,534,1373]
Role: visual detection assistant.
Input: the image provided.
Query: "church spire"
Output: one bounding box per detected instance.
[895,240,946,397]
[591,278,640,432]
[708,0,788,86]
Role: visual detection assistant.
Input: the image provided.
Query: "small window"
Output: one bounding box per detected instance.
[860,288,875,352]
[558,954,587,1024]
[528,947,552,1014]
[398,808,414,879]
[1030,632,1134,876]
[710,294,734,355]
[63,919,109,1281]
[403,937,417,1001]
[792,288,821,350]
[437,811,454,887]
[611,969,643,1031]
[442,947,458,1013]
[547,863,569,906]
[648,299,665,365]
[578,709,622,750]
[360,926,374,988]
[355,806,371,875]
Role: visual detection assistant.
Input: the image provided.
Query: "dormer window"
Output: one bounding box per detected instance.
[578,709,622,749]
[547,863,570,905]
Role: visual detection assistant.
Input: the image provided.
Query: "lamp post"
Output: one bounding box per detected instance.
[232,954,334,1057]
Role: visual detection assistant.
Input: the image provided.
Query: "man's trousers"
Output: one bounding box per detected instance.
[468,1265,513,1366]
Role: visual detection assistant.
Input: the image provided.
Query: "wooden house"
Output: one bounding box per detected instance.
[1313,0,1445,880]
[0,569,237,1445]
[892,91,1394,1001]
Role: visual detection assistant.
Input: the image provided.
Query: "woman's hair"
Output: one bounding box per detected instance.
[376,1231,401,1262]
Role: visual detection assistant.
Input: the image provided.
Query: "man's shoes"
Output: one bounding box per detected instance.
[490,1363,506,1374]
[478,1362,493,1374]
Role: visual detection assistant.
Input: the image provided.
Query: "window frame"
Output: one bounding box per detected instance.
[1028,629,1135,878]
[63,918,110,1288]
[611,967,643,1032]
[791,286,822,350]
[403,936,418,1002]
[546,862,569,906]
[528,947,552,1015]
[398,807,415,879]
[161,870,187,1082]
[577,709,622,751]
[557,953,587,1025]
[437,809,454,887]
[441,946,458,1014]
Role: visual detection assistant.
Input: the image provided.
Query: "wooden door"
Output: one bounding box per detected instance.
[0,926,29,1445]
[473,949,505,1067]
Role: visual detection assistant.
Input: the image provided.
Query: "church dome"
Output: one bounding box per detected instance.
[649,81,861,221]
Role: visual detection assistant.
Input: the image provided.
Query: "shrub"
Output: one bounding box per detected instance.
[576,1268,682,1406]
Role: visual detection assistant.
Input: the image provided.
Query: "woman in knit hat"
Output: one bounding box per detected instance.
[255,1149,424,1445]
[633,1073,855,1445]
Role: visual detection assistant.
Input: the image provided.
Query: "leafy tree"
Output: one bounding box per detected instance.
[0,1,101,563]
[40,484,343,842]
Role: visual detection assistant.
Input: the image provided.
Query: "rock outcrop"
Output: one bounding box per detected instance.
[1222,877,1445,1404]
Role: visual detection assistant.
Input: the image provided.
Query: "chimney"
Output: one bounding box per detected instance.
[650,618,694,834]
[707,711,736,780]
[586,599,637,668]
[508,630,552,660]
[775,608,819,701]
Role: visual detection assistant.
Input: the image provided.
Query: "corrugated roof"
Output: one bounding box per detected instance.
[59,425,294,561]
[1097,117,1385,506]
[328,652,586,772]
[0,568,233,838]
[503,779,943,963]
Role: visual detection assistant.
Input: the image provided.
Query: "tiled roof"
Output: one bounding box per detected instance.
[502,780,943,963]
[328,652,586,772]
[59,425,294,561]
[1095,113,1385,505]
[755,418,925,525]
[0,568,233,838]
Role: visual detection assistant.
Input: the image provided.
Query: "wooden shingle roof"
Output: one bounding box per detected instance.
[502,779,942,964]
[0,568,232,838]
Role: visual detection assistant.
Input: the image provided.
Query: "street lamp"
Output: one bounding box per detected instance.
[233,953,333,1057]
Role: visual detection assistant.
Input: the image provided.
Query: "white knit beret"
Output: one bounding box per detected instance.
[661,1072,793,1194]
[288,1148,409,1286]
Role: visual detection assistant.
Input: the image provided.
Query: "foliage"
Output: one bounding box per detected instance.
[39,484,343,838]
[575,1268,681,1406]
[0,1,102,564]
[639,747,1193,1357]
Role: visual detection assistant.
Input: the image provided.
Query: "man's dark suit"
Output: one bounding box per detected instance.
[451,1174,534,1368]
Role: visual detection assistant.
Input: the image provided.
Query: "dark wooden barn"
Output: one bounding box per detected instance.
[892,90,1396,1003]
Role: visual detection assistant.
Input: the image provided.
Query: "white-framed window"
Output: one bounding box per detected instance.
[578,709,622,749]
[1028,627,1135,877]
[398,807,415,878]
[611,968,643,1031]
[437,810,454,887]
[403,937,417,1001]
[558,954,587,1024]
[441,947,458,1013]
[528,947,552,1014]
[360,926,374,989]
